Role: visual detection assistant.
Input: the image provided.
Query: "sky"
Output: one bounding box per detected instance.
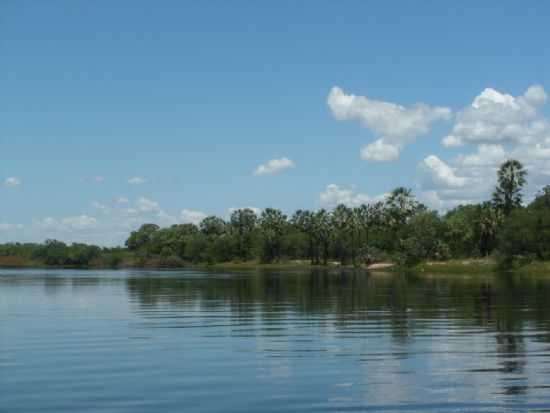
[2,0,550,246]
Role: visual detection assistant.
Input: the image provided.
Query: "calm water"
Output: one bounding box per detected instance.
[2,269,550,412]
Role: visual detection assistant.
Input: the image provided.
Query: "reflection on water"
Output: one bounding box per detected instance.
[2,268,550,412]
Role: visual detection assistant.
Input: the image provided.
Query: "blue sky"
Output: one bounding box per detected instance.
[2,1,550,245]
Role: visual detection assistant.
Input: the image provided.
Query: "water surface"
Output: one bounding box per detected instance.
[2,268,550,412]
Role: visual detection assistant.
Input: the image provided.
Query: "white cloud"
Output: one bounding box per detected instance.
[120,207,139,217]
[115,197,129,204]
[156,210,178,227]
[93,176,105,183]
[36,215,98,232]
[92,201,110,215]
[254,157,295,176]
[61,215,98,230]
[181,209,207,225]
[441,135,463,148]
[360,139,400,162]
[442,85,550,147]
[522,85,547,106]
[420,155,467,189]
[128,176,147,185]
[319,184,386,209]
[424,84,550,210]
[418,150,499,210]
[328,86,451,161]
[0,222,23,231]
[460,144,506,167]
[4,177,21,188]
[136,197,161,213]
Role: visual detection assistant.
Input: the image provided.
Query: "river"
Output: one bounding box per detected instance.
[2,268,550,412]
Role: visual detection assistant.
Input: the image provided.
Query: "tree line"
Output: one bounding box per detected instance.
[1,159,549,268]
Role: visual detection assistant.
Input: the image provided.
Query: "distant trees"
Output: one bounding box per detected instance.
[126,224,160,253]
[3,159,549,270]
[498,185,550,264]
[0,239,102,267]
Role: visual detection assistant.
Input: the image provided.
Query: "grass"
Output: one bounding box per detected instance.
[412,258,498,274]
[206,260,343,271]
[510,260,550,275]
[0,256,43,268]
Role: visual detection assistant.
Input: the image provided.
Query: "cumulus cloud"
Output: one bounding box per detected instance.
[4,177,21,188]
[0,222,23,231]
[136,197,161,213]
[442,85,550,147]
[460,144,506,167]
[418,151,500,210]
[360,139,400,162]
[254,157,295,176]
[319,184,386,209]
[181,209,208,225]
[128,176,147,185]
[421,84,550,210]
[419,155,467,189]
[16,197,207,246]
[92,201,110,215]
[328,86,451,161]
[36,215,98,232]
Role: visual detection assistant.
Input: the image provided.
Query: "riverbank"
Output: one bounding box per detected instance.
[1,255,549,275]
[413,259,550,275]
[412,259,497,274]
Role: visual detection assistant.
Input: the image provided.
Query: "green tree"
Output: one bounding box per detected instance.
[291,210,316,264]
[313,209,332,265]
[385,187,420,237]
[199,216,227,237]
[125,224,160,254]
[529,185,550,211]
[499,186,550,265]
[230,208,258,261]
[398,211,448,266]
[492,159,527,216]
[259,208,287,263]
[331,204,352,265]
[444,205,479,258]
[478,202,502,256]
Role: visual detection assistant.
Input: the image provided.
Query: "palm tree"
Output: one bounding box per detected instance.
[348,207,364,266]
[385,187,418,229]
[314,209,332,265]
[259,208,287,263]
[331,204,352,265]
[291,209,316,264]
[355,204,377,264]
[492,159,527,216]
[478,202,502,256]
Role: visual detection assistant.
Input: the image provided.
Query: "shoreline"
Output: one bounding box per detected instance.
[1,257,549,275]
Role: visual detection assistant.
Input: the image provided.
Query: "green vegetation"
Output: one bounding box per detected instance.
[1,159,550,272]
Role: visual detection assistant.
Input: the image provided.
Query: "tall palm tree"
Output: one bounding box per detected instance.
[492,159,527,216]
[386,187,418,228]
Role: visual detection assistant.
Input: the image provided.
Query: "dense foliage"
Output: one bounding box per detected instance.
[1,160,549,269]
